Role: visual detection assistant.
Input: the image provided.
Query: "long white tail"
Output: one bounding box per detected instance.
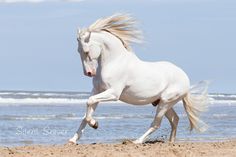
[183,81,209,132]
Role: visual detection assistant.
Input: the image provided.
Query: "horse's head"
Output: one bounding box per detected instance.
[77,29,102,77]
[77,14,143,77]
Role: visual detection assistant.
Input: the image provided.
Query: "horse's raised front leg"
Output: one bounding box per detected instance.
[69,88,119,144]
[133,101,177,144]
[85,88,119,128]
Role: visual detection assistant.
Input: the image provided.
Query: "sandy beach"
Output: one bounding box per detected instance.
[1,140,236,157]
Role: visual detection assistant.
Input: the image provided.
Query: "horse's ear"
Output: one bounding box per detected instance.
[84,31,91,43]
[77,27,81,34]
[77,27,81,38]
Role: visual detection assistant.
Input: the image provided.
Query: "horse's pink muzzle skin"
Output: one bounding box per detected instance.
[84,69,96,77]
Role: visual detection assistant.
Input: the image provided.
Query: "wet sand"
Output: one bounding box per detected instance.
[1,140,236,157]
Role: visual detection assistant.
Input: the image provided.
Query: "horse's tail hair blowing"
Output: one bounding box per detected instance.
[182,81,209,132]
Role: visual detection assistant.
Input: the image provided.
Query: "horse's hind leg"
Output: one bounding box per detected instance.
[133,101,177,144]
[165,108,179,143]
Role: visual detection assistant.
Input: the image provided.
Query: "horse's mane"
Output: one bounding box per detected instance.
[87,13,143,50]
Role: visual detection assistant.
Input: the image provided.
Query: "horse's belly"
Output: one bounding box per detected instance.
[119,88,161,105]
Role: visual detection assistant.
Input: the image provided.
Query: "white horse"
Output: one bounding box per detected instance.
[69,13,208,144]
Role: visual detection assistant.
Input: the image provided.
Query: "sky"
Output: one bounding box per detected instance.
[0,0,235,93]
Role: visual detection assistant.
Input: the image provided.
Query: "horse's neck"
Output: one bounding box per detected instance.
[97,31,129,66]
[94,31,140,80]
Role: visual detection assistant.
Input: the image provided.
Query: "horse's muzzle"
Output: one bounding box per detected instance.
[85,71,96,77]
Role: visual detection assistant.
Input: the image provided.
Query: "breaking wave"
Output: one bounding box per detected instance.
[0,91,236,105]
[0,91,89,105]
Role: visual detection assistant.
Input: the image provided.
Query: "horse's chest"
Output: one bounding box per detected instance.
[93,77,110,91]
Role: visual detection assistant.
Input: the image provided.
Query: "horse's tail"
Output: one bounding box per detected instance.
[182,81,209,132]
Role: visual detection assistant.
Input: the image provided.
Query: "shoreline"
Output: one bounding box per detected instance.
[1,140,236,157]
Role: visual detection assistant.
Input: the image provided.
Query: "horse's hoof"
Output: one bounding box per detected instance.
[152,99,160,107]
[92,121,98,129]
[132,140,143,144]
[88,120,98,129]
[68,141,76,145]
[68,139,77,145]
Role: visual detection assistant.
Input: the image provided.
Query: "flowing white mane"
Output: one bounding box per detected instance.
[87,13,143,50]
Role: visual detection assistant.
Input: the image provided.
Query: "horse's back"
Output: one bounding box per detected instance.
[130,60,190,87]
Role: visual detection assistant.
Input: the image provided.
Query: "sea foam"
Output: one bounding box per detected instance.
[0,91,236,105]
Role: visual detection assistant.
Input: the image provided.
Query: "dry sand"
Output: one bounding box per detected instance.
[1,140,236,157]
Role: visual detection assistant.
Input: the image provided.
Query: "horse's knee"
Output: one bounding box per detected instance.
[87,96,96,106]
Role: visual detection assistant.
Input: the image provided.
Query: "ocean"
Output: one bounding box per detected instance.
[0,91,236,146]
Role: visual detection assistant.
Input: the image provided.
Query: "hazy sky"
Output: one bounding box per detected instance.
[0,0,235,93]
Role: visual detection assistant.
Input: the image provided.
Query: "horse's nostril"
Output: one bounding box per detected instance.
[87,72,92,76]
